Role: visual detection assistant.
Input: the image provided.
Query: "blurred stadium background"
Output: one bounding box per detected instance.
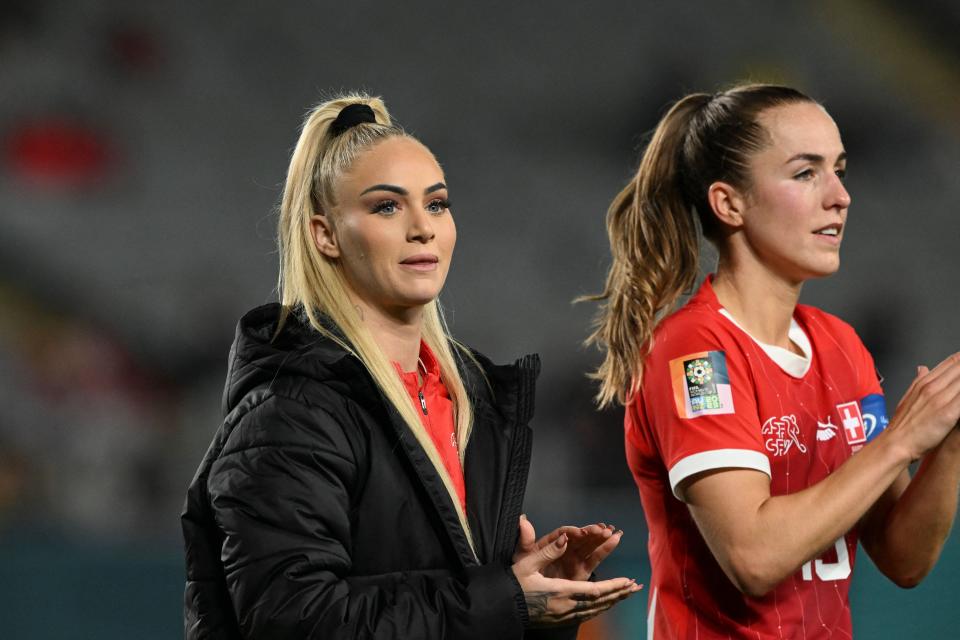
[1,0,958,637]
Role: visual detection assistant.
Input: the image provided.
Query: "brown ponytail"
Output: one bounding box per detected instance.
[584,84,815,407]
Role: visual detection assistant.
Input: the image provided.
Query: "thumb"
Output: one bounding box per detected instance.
[514,533,568,577]
[518,514,537,551]
[529,533,567,570]
[513,515,539,563]
[917,365,930,377]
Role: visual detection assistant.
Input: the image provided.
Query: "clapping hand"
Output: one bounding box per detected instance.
[513,514,623,581]
[511,515,640,627]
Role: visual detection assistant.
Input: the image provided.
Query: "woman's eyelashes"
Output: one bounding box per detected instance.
[369,197,451,216]
[792,166,846,182]
[426,198,451,214]
[371,199,399,215]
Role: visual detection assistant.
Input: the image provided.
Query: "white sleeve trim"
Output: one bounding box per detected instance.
[647,587,658,640]
[668,449,771,500]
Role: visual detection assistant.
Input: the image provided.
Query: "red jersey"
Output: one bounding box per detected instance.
[627,278,888,639]
[395,341,466,512]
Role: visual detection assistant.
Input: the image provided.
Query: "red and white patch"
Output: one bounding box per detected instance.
[836,401,866,445]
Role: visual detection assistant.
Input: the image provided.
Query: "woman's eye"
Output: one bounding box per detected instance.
[426,198,451,214]
[794,168,815,181]
[835,168,847,181]
[372,200,398,215]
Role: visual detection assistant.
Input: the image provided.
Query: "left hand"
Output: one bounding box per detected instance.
[513,515,624,581]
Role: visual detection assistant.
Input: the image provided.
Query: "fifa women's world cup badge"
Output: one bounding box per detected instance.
[669,351,735,418]
[686,358,713,389]
[685,358,719,410]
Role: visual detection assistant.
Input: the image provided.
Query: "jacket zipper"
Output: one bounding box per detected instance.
[492,354,538,562]
[418,390,428,415]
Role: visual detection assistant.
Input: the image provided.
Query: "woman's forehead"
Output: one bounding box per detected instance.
[757,103,844,160]
[346,137,443,183]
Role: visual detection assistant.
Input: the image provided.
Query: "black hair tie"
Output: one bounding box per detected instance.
[331,104,377,136]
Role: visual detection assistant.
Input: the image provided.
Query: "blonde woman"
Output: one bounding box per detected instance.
[586,84,960,638]
[182,95,640,639]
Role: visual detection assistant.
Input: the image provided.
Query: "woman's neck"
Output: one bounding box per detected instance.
[355,299,424,372]
[712,258,803,353]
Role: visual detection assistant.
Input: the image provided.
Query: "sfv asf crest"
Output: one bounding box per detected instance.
[762,414,807,456]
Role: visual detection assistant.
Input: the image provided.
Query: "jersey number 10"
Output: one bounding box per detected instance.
[800,537,851,581]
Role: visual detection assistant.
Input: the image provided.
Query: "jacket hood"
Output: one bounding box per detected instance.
[220,303,540,425]
[221,304,359,415]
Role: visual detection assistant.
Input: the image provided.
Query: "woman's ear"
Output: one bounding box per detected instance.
[707,181,746,229]
[311,214,340,258]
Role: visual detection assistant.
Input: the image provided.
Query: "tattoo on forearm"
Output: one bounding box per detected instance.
[525,591,556,620]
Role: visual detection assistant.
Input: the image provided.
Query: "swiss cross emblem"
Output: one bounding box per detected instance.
[836,401,866,445]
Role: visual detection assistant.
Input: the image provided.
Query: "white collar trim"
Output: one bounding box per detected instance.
[718,308,812,378]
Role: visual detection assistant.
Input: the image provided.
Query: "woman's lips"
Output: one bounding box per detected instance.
[813,223,843,246]
[400,254,439,271]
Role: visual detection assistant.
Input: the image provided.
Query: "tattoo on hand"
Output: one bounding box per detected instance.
[570,593,592,612]
[525,591,556,621]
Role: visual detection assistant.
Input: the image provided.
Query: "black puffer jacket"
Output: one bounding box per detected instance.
[182,305,574,639]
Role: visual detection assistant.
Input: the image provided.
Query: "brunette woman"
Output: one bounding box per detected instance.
[586,84,960,638]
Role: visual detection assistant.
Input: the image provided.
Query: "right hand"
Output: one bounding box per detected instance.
[513,515,622,582]
[511,529,641,627]
[888,353,960,459]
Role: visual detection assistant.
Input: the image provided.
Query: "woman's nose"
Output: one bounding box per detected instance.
[828,174,851,210]
[407,208,436,243]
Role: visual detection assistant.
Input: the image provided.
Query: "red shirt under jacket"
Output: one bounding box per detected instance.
[394,341,466,512]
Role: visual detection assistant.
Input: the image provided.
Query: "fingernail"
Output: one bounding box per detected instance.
[556,534,568,547]
[616,529,624,536]
[520,513,527,520]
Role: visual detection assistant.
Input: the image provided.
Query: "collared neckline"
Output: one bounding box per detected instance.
[393,340,446,393]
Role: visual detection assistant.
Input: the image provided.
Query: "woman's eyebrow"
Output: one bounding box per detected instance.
[360,184,407,196]
[785,151,847,165]
[425,182,446,194]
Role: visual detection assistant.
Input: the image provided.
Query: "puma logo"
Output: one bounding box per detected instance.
[817,417,838,442]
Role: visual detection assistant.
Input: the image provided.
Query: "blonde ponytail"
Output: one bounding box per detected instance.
[277,94,478,554]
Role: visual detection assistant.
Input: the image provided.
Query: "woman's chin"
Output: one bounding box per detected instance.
[810,258,841,280]
[386,292,441,314]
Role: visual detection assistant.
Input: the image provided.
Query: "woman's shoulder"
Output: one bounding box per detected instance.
[795,303,870,359]
[216,304,381,449]
[795,303,861,342]
[227,304,368,397]
[795,302,849,326]
[457,344,538,380]
[650,300,741,359]
[453,343,539,422]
